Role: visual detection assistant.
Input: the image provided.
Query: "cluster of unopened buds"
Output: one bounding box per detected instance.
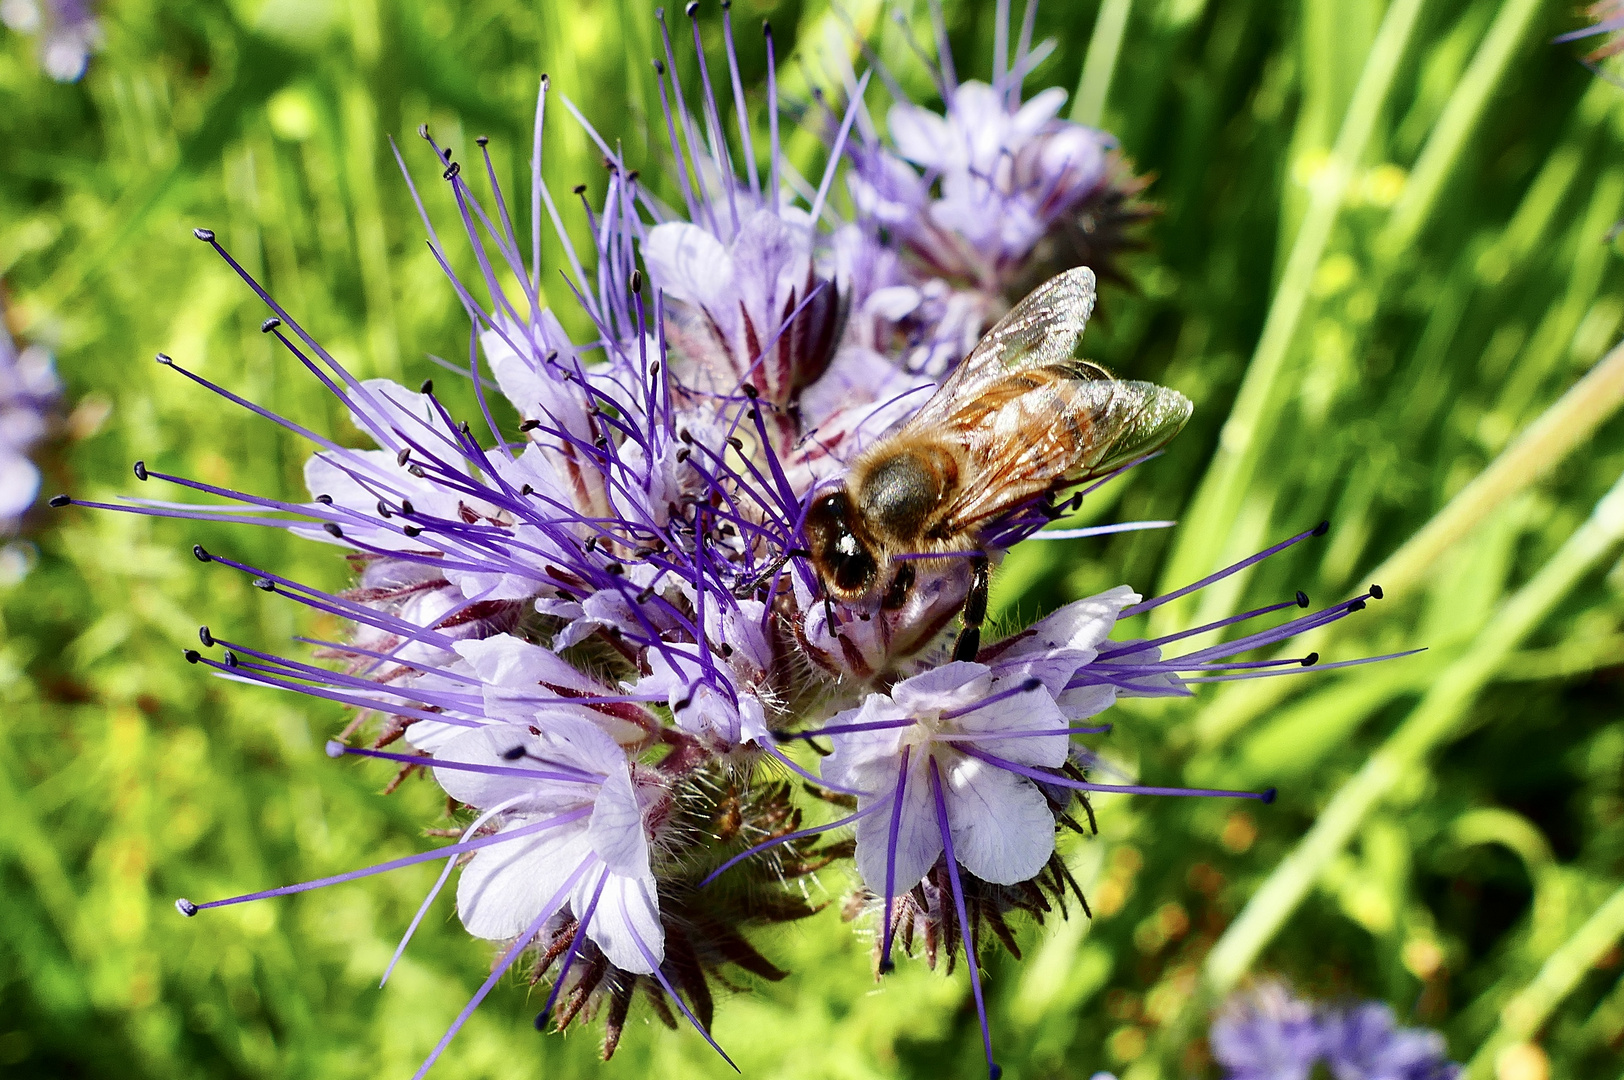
[51,4,1406,1075]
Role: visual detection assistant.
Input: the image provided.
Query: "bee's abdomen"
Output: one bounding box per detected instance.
[856,445,957,542]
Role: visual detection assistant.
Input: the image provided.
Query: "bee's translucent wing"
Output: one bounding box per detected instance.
[907,266,1099,428]
[932,375,1192,536]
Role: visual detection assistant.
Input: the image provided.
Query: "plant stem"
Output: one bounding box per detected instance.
[1071,0,1133,127]
[1464,884,1624,1079]
[1201,465,1624,995]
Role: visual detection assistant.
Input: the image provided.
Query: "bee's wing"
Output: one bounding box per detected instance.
[934,374,1193,536]
[906,266,1100,429]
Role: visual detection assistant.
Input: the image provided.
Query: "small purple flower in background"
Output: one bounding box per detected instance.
[0,0,99,82]
[0,308,60,582]
[1556,2,1624,65]
[1213,983,1461,1080]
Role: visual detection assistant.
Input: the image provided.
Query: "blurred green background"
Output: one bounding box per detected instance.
[4,0,1624,1077]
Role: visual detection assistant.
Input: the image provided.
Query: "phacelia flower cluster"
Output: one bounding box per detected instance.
[1212,983,1461,1080]
[50,4,1403,1076]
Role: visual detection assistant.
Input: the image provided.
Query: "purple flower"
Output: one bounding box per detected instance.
[1213,985,1461,1080]
[43,8,1416,1076]
[841,1,1150,369]
[0,0,98,81]
[0,313,59,532]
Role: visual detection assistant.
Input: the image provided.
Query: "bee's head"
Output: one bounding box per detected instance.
[804,488,880,600]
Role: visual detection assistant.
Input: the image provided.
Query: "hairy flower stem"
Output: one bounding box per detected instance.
[1185,335,1624,751]
[1151,466,1624,1071]
[1153,0,1428,634]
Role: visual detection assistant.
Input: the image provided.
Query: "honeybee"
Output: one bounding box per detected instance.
[803,266,1192,661]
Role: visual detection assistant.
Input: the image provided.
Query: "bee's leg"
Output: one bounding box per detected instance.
[951,554,990,662]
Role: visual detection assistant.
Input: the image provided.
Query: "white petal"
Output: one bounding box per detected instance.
[1011,87,1068,137]
[643,223,735,311]
[821,694,913,791]
[852,752,941,895]
[891,661,991,715]
[887,102,952,167]
[951,681,1071,768]
[941,754,1055,885]
[1002,586,1141,659]
[582,870,664,974]
[456,818,592,940]
[588,759,651,877]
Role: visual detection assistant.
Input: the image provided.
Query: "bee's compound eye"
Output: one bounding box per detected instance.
[830,542,877,595]
[806,489,878,598]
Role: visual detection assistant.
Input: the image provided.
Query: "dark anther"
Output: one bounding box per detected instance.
[417,123,430,139]
[315,493,333,505]
[572,183,587,195]
[442,161,461,180]
[626,169,639,183]
[1301,652,1320,667]
[742,383,759,399]
[501,745,526,761]
[1348,598,1366,612]
[133,460,148,480]
[990,1065,1003,1080]
[584,537,598,553]
[323,523,344,538]
[654,58,666,75]
[192,227,215,242]
[253,577,275,591]
[649,361,660,377]
[727,437,743,450]
[175,898,198,917]
[396,447,411,466]
[1261,788,1279,805]
[475,134,489,147]
[260,317,281,333]
[441,147,453,163]
[1313,519,1330,537]
[400,500,414,516]
[224,650,239,668]
[459,421,473,438]
[408,464,426,478]
[184,649,201,664]
[376,499,391,518]
[540,74,550,89]
[684,1,698,15]
[403,525,422,537]
[155,353,173,365]
[630,269,642,293]
[678,428,693,443]
[198,626,214,647]
[747,408,761,422]
[675,447,691,463]
[519,484,534,496]
[878,958,895,975]
[519,418,542,431]
[673,697,692,712]
[721,0,730,8]
[719,643,734,657]
[605,562,625,576]
[192,544,211,562]
[1295,590,1309,608]
[1369,583,1384,600]
[533,1010,550,1031]
[637,587,655,603]
[420,378,434,394]
[1021,677,1042,692]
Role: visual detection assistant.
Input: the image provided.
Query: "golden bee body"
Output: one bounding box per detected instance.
[803,267,1192,652]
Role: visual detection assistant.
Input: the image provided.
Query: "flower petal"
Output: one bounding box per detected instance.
[455,818,592,941]
[941,752,1055,885]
